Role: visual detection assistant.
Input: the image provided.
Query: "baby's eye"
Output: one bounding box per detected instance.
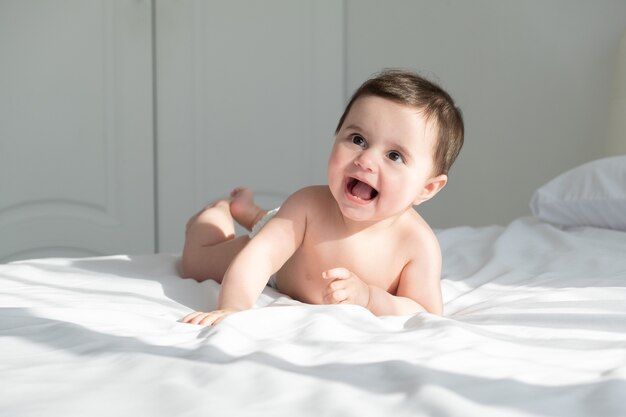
[387,151,405,163]
[351,134,366,148]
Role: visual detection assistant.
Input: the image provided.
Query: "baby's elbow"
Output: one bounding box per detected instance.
[180,255,205,282]
[424,299,444,316]
[429,306,444,316]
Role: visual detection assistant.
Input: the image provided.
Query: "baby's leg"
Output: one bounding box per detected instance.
[181,188,268,282]
[181,199,249,282]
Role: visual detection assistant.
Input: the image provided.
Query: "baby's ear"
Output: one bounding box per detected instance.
[413,174,447,205]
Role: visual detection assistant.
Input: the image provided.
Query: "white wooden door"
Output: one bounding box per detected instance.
[156,0,345,253]
[0,0,155,262]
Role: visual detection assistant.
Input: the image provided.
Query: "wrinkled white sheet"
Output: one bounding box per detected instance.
[1,217,625,417]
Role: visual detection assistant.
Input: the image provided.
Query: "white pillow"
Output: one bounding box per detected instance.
[530,155,626,231]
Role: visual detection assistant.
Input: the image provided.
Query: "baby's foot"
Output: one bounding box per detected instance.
[230,187,266,231]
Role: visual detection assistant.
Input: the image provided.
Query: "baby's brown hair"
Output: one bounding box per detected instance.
[336,70,464,176]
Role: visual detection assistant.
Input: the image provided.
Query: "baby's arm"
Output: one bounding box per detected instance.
[322,233,443,316]
[373,232,443,315]
[183,190,307,326]
[368,255,443,316]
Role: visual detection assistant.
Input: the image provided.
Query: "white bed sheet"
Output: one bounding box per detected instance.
[1,217,625,417]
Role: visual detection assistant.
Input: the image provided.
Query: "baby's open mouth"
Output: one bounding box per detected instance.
[347,177,379,201]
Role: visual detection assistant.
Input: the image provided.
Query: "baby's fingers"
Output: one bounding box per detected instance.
[183,310,227,326]
[322,267,352,280]
[323,286,348,304]
[182,311,205,323]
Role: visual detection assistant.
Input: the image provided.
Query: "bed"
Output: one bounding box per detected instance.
[1,152,626,417]
[4,24,626,417]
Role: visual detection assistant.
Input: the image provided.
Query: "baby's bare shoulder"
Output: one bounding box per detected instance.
[399,210,441,257]
[279,186,334,220]
[292,185,331,199]
[284,186,333,210]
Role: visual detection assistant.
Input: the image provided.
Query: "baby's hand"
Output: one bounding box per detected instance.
[182,309,238,326]
[322,267,371,307]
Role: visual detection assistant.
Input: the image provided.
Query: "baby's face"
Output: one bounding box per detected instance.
[328,96,439,222]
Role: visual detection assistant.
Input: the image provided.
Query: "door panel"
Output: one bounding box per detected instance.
[156,0,344,252]
[0,0,154,262]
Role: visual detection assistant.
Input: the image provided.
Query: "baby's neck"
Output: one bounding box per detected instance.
[337,208,409,236]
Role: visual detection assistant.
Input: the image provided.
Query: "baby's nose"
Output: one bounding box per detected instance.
[354,151,377,172]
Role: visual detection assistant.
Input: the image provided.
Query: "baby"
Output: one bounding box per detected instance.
[181,69,464,325]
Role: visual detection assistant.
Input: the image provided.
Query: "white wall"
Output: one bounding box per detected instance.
[0,0,155,262]
[155,0,344,253]
[345,0,626,228]
[3,1,626,261]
